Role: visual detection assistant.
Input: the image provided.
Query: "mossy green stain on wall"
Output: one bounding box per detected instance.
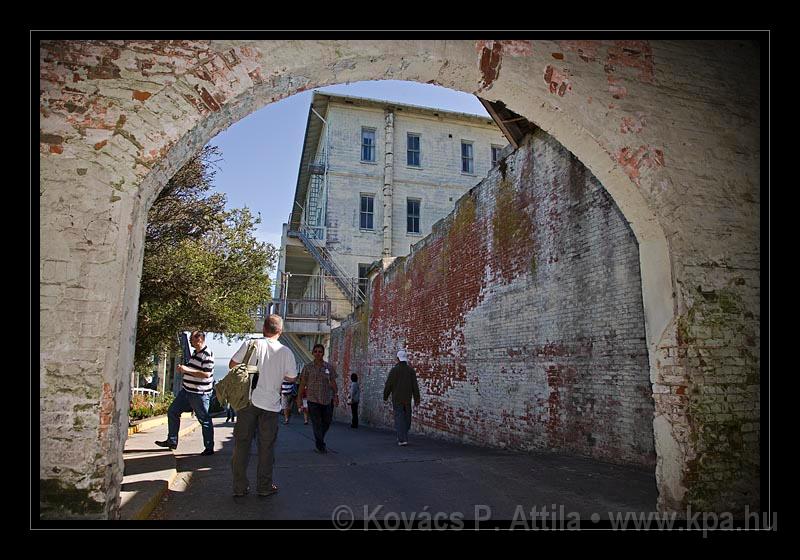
[40,478,105,518]
[411,243,438,288]
[440,193,478,278]
[743,348,759,384]
[676,306,697,346]
[683,419,759,513]
[451,193,477,239]
[73,403,96,412]
[491,178,535,281]
[353,298,371,352]
[678,283,760,512]
[492,179,519,252]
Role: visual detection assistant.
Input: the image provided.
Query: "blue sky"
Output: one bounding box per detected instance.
[203,80,489,357]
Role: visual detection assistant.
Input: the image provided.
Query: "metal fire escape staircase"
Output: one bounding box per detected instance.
[305,164,324,239]
[289,149,365,309]
[279,332,314,369]
[289,227,365,307]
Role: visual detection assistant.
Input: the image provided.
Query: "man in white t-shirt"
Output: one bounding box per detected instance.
[228,314,297,498]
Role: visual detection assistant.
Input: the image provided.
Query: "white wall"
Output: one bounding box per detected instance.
[322,101,507,279]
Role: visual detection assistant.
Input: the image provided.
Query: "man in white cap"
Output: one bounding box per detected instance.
[383,348,420,446]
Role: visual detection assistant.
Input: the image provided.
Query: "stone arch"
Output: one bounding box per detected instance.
[40,39,760,518]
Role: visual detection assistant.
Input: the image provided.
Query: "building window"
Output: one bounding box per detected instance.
[360,194,374,230]
[491,145,502,167]
[407,198,420,234]
[461,141,474,173]
[407,133,421,167]
[361,128,376,162]
[358,263,370,299]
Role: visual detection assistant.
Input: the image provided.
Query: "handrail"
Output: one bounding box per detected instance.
[278,333,313,367]
[269,299,331,326]
[253,302,271,320]
[292,226,366,306]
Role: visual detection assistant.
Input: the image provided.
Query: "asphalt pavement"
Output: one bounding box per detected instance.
[140,413,658,526]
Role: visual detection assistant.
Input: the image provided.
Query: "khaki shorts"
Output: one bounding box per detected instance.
[281,394,294,410]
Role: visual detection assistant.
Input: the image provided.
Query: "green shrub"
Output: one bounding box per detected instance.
[129,391,176,422]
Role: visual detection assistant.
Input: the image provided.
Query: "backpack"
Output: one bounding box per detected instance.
[214,342,259,412]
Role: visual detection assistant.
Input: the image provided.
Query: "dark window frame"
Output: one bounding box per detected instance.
[407,133,421,167]
[358,263,370,299]
[407,198,421,234]
[491,145,503,167]
[461,141,474,174]
[360,194,375,230]
[361,127,376,162]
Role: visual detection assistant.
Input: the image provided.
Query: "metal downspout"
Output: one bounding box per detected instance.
[383,109,395,257]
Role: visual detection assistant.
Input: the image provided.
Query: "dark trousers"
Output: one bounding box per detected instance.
[308,401,333,451]
[393,402,413,443]
[350,402,359,428]
[231,404,279,495]
[166,389,214,451]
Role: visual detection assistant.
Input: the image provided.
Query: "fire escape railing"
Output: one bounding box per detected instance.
[288,226,366,307]
[268,299,331,326]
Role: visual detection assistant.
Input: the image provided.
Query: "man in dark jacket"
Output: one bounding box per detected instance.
[383,349,420,446]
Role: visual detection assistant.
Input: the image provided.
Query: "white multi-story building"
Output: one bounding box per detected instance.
[273,91,508,361]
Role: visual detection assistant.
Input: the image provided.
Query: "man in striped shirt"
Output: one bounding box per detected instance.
[156,330,216,455]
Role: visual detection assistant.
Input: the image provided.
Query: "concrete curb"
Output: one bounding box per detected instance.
[120,418,201,520]
[128,412,193,436]
[177,419,201,440]
[128,480,170,521]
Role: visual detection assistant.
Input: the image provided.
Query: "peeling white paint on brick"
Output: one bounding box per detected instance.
[39,39,760,518]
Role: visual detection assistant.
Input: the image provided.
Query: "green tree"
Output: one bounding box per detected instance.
[134,145,275,372]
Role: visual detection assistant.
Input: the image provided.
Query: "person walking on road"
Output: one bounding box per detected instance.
[156,331,216,456]
[297,344,338,453]
[228,314,297,497]
[383,349,420,446]
[349,373,360,429]
[300,384,309,425]
[280,378,297,424]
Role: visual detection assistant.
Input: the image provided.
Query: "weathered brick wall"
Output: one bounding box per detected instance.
[39,39,760,517]
[322,101,506,277]
[331,129,656,467]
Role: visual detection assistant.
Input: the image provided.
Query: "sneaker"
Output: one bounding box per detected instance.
[233,486,250,497]
[257,483,279,497]
[200,448,215,456]
[155,440,177,450]
[398,441,408,446]
[314,447,327,454]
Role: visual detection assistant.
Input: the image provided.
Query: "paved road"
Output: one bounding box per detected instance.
[151,414,657,526]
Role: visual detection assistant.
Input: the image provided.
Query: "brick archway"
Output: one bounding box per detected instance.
[40,39,761,518]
